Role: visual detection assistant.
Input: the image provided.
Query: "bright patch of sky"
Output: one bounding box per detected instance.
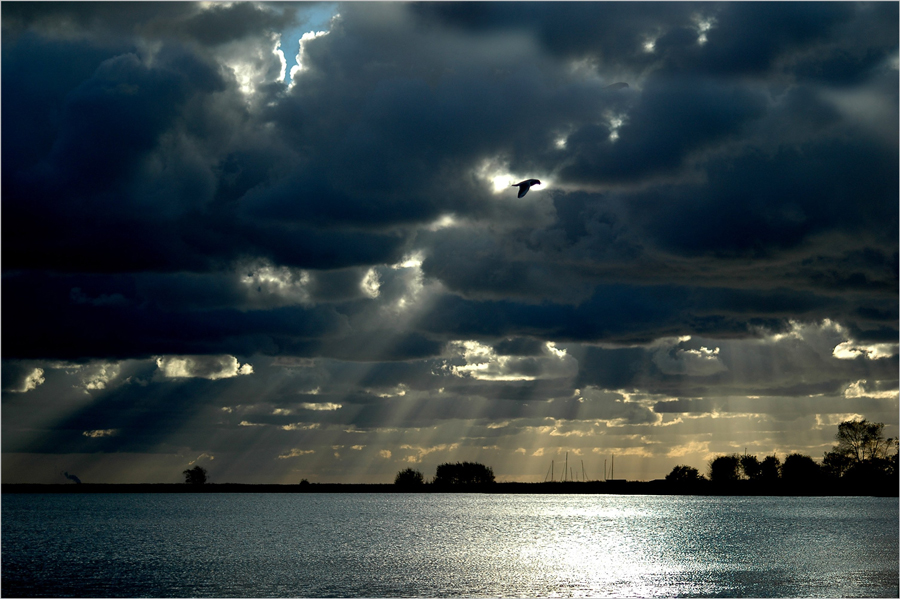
[360,267,381,298]
[156,355,253,380]
[694,15,716,45]
[11,367,45,393]
[476,158,552,195]
[279,3,339,85]
[241,260,312,306]
[83,429,118,438]
[833,340,898,360]
[447,340,577,381]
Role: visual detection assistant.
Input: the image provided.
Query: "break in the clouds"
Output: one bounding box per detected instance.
[2,2,897,484]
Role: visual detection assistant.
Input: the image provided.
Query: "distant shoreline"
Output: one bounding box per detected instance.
[3,481,897,496]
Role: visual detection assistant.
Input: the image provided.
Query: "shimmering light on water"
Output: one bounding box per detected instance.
[2,494,897,597]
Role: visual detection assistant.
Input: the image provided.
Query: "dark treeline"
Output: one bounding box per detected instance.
[6,421,894,496]
[666,419,898,496]
[395,461,496,487]
[4,478,894,496]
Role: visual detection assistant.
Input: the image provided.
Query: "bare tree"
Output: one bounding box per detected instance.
[833,419,893,464]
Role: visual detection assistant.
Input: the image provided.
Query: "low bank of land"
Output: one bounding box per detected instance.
[3,480,896,496]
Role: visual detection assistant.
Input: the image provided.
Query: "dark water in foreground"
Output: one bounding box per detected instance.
[2,494,897,597]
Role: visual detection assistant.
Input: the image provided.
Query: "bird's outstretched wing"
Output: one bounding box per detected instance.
[512,179,541,198]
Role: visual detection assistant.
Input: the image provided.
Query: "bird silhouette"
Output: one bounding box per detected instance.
[512,179,541,198]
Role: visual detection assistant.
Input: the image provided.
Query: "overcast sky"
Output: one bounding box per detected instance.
[3,2,897,484]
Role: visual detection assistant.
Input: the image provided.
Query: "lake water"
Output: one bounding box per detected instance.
[2,493,897,597]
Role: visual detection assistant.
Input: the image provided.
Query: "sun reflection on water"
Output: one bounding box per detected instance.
[2,494,896,598]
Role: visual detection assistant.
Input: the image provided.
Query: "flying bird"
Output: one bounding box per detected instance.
[512,179,541,198]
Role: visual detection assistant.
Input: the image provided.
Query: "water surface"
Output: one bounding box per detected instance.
[2,494,897,597]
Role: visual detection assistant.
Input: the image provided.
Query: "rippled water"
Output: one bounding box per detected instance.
[2,493,897,597]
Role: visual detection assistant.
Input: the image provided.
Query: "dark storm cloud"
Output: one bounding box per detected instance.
[1,2,302,46]
[414,283,860,345]
[2,2,897,483]
[412,2,859,78]
[2,271,352,360]
[558,76,768,185]
[410,2,698,67]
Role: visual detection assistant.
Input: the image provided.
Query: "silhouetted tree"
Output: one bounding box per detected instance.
[394,467,425,486]
[833,419,893,464]
[739,454,762,480]
[821,419,898,483]
[759,455,781,481]
[666,465,704,484]
[888,439,899,477]
[822,449,852,479]
[433,462,495,485]
[781,453,822,484]
[182,465,208,485]
[708,454,741,483]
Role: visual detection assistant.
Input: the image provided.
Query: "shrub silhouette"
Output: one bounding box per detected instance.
[433,461,495,485]
[759,455,781,481]
[781,453,822,484]
[394,468,425,486]
[665,464,704,483]
[182,465,208,485]
[739,454,762,480]
[708,454,741,483]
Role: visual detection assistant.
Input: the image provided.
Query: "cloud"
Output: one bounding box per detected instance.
[278,448,316,459]
[399,443,461,463]
[156,356,253,380]
[844,380,898,400]
[445,340,578,381]
[833,341,898,360]
[651,340,728,376]
[298,402,342,411]
[1,2,896,484]
[188,453,215,465]
[5,367,46,393]
[83,429,118,438]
